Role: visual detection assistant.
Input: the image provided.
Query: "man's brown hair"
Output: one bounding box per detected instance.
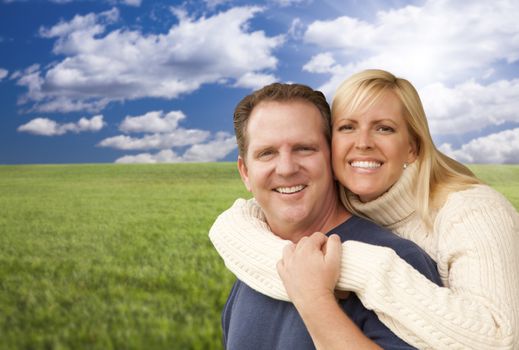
[234,83,331,159]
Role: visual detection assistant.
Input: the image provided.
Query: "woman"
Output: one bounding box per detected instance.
[209,69,519,349]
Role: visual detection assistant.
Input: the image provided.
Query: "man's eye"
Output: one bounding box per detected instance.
[296,146,315,154]
[257,150,274,159]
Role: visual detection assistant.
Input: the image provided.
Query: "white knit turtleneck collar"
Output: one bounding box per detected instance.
[345,161,418,227]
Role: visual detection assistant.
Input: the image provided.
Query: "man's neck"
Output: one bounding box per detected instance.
[270,201,351,243]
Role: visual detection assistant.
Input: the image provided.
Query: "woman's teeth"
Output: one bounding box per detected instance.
[350,161,381,169]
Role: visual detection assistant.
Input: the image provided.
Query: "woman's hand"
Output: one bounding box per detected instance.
[276,232,343,306]
[277,233,382,350]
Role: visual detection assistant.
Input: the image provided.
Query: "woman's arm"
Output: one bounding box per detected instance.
[346,189,519,349]
[209,195,519,349]
[209,198,291,300]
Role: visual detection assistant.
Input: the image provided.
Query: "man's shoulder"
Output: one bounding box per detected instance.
[330,215,412,249]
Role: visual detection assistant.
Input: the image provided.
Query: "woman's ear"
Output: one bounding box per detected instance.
[407,139,418,163]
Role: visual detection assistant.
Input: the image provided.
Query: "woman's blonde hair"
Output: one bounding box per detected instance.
[332,69,482,226]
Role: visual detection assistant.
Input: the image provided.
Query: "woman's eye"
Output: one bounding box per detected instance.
[377,125,395,133]
[337,124,353,132]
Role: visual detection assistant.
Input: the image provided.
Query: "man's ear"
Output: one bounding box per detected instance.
[237,156,252,192]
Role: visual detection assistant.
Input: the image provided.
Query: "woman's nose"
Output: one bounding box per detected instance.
[355,129,374,150]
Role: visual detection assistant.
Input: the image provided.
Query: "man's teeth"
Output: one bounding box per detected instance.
[351,161,381,169]
[275,185,305,194]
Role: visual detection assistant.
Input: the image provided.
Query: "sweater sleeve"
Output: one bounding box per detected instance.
[209,198,291,301]
[208,195,519,349]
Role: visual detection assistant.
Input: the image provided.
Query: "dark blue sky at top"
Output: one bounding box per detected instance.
[1,0,518,164]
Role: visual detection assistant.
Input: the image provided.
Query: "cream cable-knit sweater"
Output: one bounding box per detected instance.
[209,163,519,349]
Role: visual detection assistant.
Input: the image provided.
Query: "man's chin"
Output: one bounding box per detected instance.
[273,207,310,225]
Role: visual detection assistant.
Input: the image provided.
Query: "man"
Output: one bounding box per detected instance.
[218,83,441,349]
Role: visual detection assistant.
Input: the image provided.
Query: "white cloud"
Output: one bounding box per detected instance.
[47,0,141,5]
[99,109,212,150]
[16,6,283,113]
[31,97,110,114]
[39,8,119,41]
[114,133,236,163]
[420,79,519,135]
[119,0,141,6]
[303,52,338,74]
[288,18,305,40]
[119,110,186,133]
[182,132,237,162]
[103,108,237,162]
[204,0,231,9]
[18,115,104,136]
[303,0,519,94]
[98,111,227,151]
[0,68,8,81]
[13,64,45,104]
[115,149,183,164]
[271,0,310,7]
[98,130,210,150]
[439,128,519,164]
[233,72,278,90]
[18,118,63,136]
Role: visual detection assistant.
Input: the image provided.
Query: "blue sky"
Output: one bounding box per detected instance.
[1,0,518,164]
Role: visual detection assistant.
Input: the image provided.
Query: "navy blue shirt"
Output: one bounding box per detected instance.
[222,215,442,349]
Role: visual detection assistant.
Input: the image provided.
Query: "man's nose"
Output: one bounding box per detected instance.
[275,152,299,176]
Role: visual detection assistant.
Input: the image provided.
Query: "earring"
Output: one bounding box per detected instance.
[403,162,408,169]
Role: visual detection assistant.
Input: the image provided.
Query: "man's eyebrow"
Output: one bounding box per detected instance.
[293,142,319,149]
[251,145,275,155]
[252,143,274,150]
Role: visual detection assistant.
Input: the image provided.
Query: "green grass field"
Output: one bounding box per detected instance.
[0,163,517,350]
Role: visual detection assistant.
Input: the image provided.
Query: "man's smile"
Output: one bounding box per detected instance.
[273,185,307,194]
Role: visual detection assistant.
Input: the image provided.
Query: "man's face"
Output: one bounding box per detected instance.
[238,100,337,240]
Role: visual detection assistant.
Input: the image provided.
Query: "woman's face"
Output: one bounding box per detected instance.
[332,91,417,202]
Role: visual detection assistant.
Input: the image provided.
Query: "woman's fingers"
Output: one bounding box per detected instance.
[324,234,342,266]
[277,232,343,304]
[293,232,327,254]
